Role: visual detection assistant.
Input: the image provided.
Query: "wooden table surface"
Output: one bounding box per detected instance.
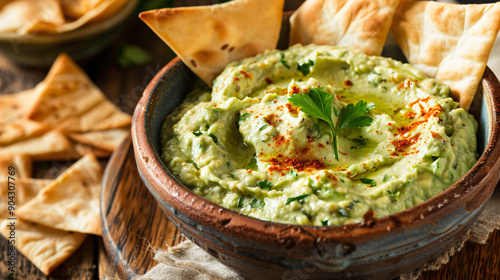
[0,0,499,279]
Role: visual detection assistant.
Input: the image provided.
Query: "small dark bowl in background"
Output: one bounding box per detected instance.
[0,0,138,67]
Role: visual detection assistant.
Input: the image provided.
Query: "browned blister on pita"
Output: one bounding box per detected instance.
[68,128,129,152]
[27,53,132,133]
[290,0,400,56]
[391,1,500,110]
[0,154,32,179]
[17,153,103,235]
[0,178,51,218]
[0,218,87,275]
[139,0,284,85]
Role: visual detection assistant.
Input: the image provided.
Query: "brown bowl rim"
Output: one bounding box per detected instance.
[133,56,500,243]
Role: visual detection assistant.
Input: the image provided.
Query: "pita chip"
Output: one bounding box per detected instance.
[0,119,50,146]
[0,130,73,161]
[27,53,132,133]
[140,0,284,85]
[391,1,500,110]
[0,87,39,124]
[60,0,89,19]
[0,219,87,275]
[0,0,65,34]
[289,0,400,56]
[70,140,112,158]
[0,155,32,179]
[17,153,103,235]
[68,128,129,152]
[0,178,51,219]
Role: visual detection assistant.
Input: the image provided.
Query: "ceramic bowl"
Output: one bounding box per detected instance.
[132,54,500,280]
[0,0,138,66]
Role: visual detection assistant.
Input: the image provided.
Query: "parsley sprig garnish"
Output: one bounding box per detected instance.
[288,88,374,160]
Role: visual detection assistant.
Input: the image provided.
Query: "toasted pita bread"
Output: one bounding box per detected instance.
[0,88,38,124]
[17,154,103,235]
[0,218,87,275]
[57,0,128,32]
[68,128,129,152]
[0,155,32,179]
[60,0,89,19]
[0,0,64,34]
[139,0,284,85]
[0,119,49,146]
[0,130,73,161]
[391,1,500,110]
[70,140,112,158]
[0,178,51,219]
[27,53,132,133]
[289,0,400,56]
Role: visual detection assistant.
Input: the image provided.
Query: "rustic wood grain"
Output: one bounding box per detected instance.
[101,137,183,279]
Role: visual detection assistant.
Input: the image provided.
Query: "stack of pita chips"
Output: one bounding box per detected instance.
[0,53,130,274]
[0,153,102,275]
[0,53,131,160]
[0,0,128,34]
[289,0,500,110]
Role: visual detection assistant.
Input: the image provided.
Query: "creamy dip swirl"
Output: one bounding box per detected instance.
[161,44,477,226]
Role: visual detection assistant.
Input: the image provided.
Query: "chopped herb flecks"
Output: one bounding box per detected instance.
[238,113,251,126]
[192,131,203,136]
[248,156,258,170]
[250,198,265,209]
[360,178,376,187]
[280,53,290,69]
[286,194,310,205]
[338,208,349,217]
[298,59,314,76]
[258,180,273,191]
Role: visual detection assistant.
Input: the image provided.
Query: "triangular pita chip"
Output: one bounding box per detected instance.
[0,0,64,34]
[0,155,32,179]
[391,1,500,110]
[0,130,73,161]
[139,0,284,85]
[17,153,103,235]
[27,53,132,132]
[70,140,113,158]
[0,178,51,218]
[0,119,49,146]
[0,87,39,124]
[289,0,400,56]
[68,128,129,152]
[0,218,87,275]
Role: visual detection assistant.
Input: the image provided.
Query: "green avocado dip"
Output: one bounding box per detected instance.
[160,44,478,226]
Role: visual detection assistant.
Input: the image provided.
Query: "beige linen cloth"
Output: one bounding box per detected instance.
[128,38,500,279]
